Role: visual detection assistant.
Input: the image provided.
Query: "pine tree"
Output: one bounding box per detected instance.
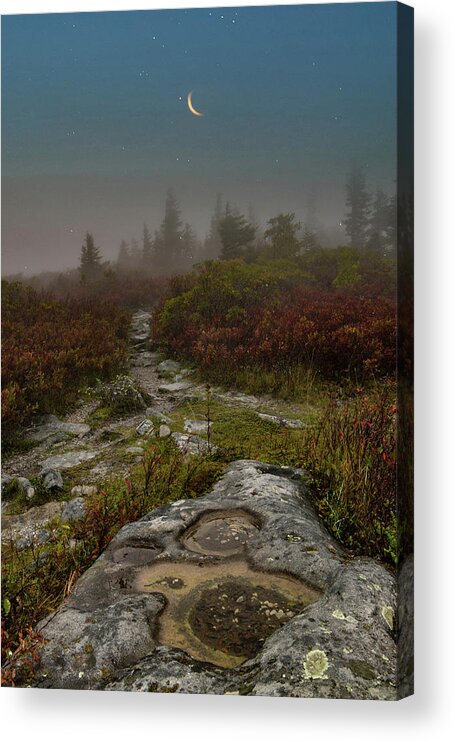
[117,240,130,269]
[181,223,197,263]
[367,190,390,251]
[142,223,154,269]
[130,238,141,269]
[218,206,256,260]
[203,193,223,259]
[343,165,371,249]
[264,213,301,259]
[156,188,183,269]
[79,232,102,282]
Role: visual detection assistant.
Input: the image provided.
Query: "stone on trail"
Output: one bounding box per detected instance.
[171,432,217,456]
[256,412,308,429]
[33,460,398,698]
[184,419,212,435]
[26,415,91,444]
[1,501,63,549]
[136,419,155,437]
[41,469,64,490]
[61,497,85,523]
[71,485,97,497]
[40,449,98,471]
[158,381,193,395]
[157,359,181,374]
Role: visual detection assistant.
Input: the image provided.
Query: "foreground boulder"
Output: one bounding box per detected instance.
[34,460,398,698]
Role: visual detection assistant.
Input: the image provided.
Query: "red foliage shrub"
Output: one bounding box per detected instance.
[153,261,396,382]
[1,281,130,432]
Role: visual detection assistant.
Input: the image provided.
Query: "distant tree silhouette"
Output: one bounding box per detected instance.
[203,193,223,259]
[155,188,184,269]
[130,237,141,268]
[264,212,301,259]
[218,207,256,260]
[343,165,371,249]
[79,232,102,281]
[181,223,197,264]
[142,223,153,269]
[367,190,391,251]
[117,239,130,269]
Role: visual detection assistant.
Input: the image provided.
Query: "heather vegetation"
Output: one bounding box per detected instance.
[1,281,130,436]
[1,169,401,681]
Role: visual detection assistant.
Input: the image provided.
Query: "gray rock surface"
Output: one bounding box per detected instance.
[256,412,308,429]
[157,359,181,374]
[136,419,155,437]
[26,415,90,444]
[33,460,397,698]
[2,500,63,548]
[71,485,97,497]
[41,469,64,490]
[158,381,194,395]
[184,419,212,435]
[40,449,98,471]
[171,432,217,455]
[61,497,85,523]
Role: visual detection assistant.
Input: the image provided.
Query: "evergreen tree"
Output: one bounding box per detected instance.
[156,188,183,269]
[117,239,130,269]
[181,223,197,263]
[79,232,102,282]
[218,206,256,260]
[130,237,141,269]
[264,213,301,259]
[203,193,223,259]
[367,189,391,251]
[386,194,398,252]
[343,165,371,249]
[142,223,154,269]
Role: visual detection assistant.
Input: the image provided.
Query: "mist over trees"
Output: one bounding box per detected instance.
[71,166,397,284]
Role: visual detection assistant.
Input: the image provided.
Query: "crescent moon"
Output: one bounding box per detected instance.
[187,91,204,117]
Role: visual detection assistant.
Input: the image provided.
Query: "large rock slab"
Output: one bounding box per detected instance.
[33,460,397,698]
[26,415,91,445]
[39,449,98,471]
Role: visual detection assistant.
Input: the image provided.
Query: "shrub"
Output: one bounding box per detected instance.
[153,260,396,386]
[1,281,130,434]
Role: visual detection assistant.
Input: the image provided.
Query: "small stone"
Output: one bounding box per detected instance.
[183,419,211,435]
[159,424,171,438]
[61,497,85,523]
[71,485,97,497]
[41,469,64,491]
[136,420,155,437]
[157,359,181,374]
[158,382,193,395]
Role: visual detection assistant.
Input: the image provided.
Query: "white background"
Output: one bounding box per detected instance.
[1,1,454,740]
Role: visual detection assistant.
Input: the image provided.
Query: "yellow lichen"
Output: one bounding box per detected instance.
[303,649,329,679]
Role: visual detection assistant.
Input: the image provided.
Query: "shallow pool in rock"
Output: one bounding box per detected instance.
[135,560,320,668]
[181,509,260,556]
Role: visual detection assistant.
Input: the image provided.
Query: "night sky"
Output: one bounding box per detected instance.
[2,3,398,275]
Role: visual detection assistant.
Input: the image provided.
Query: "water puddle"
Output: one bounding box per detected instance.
[135,560,320,668]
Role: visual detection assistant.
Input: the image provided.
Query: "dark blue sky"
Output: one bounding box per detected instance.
[2,3,398,274]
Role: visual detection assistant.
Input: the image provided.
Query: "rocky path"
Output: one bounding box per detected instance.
[1,309,408,698]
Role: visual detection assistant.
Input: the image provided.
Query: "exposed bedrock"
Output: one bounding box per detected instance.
[35,460,397,698]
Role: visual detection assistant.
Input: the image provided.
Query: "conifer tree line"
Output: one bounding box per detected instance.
[78,169,397,281]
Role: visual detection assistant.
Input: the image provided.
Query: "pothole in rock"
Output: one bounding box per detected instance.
[111,540,161,566]
[135,560,320,668]
[181,509,260,556]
